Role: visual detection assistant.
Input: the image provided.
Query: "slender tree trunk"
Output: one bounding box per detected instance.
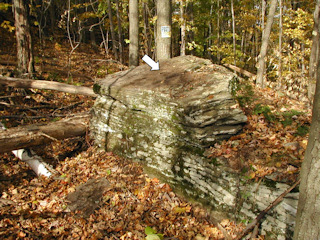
[217,0,221,63]
[187,1,194,55]
[278,0,283,88]
[261,0,266,33]
[143,1,152,56]
[180,0,186,56]
[129,0,139,66]
[115,0,124,64]
[208,1,213,60]
[308,0,320,103]
[156,0,172,60]
[13,0,34,77]
[107,0,119,60]
[256,0,277,88]
[293,30,320,239]
[49,1,56,34]
[231,0,236,67]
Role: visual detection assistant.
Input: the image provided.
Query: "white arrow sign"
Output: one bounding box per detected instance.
[142,55,160,71]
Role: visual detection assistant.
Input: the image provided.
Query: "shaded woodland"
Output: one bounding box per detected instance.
[0,0,320,239]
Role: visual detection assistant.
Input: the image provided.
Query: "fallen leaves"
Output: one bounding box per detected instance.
[209,81,311,183]
[0,146,236,239]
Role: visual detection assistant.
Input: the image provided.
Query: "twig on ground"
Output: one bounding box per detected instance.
[235,179,301,240]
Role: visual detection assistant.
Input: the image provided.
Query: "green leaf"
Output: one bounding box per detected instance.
[145,227,156,235]
[146,234,161,240]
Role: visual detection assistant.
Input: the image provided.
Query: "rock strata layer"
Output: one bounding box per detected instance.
[90,56,297,239]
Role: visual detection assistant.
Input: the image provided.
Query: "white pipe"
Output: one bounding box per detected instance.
[1,122,51,177]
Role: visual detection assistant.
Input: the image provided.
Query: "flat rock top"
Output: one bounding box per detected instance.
[98,55,235,101]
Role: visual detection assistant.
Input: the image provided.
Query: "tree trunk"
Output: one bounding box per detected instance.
[187,1,194,56]
[308,0,320,103]
[0,76,96,97]
[180,0,186,56]
[143,1,152,57]
[156,0,172,60]
[107,0,119,60]
[293,30,320,239]
[129,0,139,67]
[0,114,89,154]
[256,0,277,88]
[231,0,236,67]
[261,0,266,33]
[217,0,221,63]
[49,1,56,34]
[115,0,124,64]
[278,0,283,88]
[13,0,34,76]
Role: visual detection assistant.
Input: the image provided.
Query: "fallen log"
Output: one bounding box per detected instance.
[0,122,53,177]
[0,113,89,153]
[0,76,97,97]
[223,63,256,78]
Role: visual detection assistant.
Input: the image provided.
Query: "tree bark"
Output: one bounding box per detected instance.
[115,0,124,64]
[156,0,172,60]
[278,0,283,88]
[129,0,139,67]
[107,0,119,60]
[0,76,96,97]
[256,0,277,88]
[143,1,152,57]
[0,113,89,154]
[180,0,186,56]
[231,0,236,67]
[308,0,320,103]
[13,0,34,76]
[261,0,266,33]
[217,0,221,63]
[293,14,320,239]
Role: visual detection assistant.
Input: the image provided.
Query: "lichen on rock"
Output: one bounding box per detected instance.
[90,56,297,239]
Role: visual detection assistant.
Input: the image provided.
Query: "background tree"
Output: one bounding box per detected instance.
[256,0,277,88]
[107,0,118,60]
[308,0,320,102]
[278,0,283,88]
[180,0,186,56]
[13,0,34,76]
[115,0,124,64]
[129,0,139,66]
[231,0,236,67]
[293,22,320,239]
[156,0,172,60]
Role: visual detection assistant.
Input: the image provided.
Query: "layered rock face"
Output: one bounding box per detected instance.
[90,56,298,239]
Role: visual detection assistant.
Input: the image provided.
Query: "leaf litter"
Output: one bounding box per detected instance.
[0,37,311,239]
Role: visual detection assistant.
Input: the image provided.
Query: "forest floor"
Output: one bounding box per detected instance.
[0,31,311,239]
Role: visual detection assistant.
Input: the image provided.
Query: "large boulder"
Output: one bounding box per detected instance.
[90,56,298,239]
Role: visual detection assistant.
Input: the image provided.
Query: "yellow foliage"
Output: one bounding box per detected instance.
[1,20,15,32]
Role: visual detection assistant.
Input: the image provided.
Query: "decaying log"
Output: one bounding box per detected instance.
[223,63,256,78]
[0,76,97,97]
[0,113,89,153]
[0,123,53,177]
